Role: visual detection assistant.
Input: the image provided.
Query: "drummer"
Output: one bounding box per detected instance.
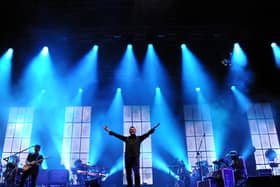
[3,155,20,186]
[226,150,248,186]
[71,159,87,184]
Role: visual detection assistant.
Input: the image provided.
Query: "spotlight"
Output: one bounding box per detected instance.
[93,45,99,51]
[156,87,160,91]
[181,44,186,49]
[6,48,13,58]
[78,88,83,93]
[41,89,46,94]
[117,88,122,92]
[42,46,49,56]
[127,44,132,49]
[271,42,277,48]
[148,43,153,48]
[231,85,236,91]
[195,87,200,92]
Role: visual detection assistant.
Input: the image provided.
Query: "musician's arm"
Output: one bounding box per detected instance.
[140,123,159,141]
[25,153,32,165]
[140,128,155,141]
[109,131,126,141]
[104,126,126,141]
[37,155,44,166]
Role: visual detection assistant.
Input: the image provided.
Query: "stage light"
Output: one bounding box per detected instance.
[6,48,13,58]
[271,42,280,68]
[231,85,236,91]
[127,44,132,50]
[148,43,153,48]
[231,43,247,67]
[93,45,99,51]
[117,87,122,92]
[78,88,83,93]
[41,89,46,94]
[195,87,200,92]
[271,42,277,48]
[181,44,186,49]
[41,46,49,56]
[156,87,160,92]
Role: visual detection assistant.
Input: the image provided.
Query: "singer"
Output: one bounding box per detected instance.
[103,123,159,187]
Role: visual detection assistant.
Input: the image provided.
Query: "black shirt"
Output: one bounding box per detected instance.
[26,153,43,170]
[109,129,154,157]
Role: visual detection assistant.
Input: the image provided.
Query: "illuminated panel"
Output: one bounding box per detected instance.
[61,106,91,170]
[184,104,216,172]
[247,103,280,174]
[2,107,34,168]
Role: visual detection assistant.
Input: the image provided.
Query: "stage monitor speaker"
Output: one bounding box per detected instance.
[256,169,272,176]
[197,179,219,187]
[37,169,49,185]
[221,168,235,187]
[246,176,280,187]
[48,169,69,185]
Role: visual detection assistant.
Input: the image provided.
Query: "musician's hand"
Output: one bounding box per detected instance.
[31,161,36,165]
[103,125,110,132]
[152,123,160,130]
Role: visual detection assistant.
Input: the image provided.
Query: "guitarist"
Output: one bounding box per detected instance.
[19,144,43,187]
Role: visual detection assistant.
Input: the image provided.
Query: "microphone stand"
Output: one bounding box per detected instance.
[2,145,34,162]
[196,133,205,181]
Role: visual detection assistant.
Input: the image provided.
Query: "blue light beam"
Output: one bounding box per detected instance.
[227,43,252,91]
[181,44,214,100]
[231,86,252,113]
[152,88,188,168]
[231,43,248,68]
[89,88,123,165]
[0,48,14,98]
[69,45,99,90]
[143,44,167,89]
[115,44,139,90]
[271,42,280,68]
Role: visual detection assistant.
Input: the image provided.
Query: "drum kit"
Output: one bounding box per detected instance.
[168,160,191,187]
[191,157,232,182]
[71,160,108,186]
[1,155,23,185]
[191,160,212,180]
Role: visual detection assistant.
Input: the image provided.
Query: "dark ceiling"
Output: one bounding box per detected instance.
[1,1,280,43]
[1,1,280,100]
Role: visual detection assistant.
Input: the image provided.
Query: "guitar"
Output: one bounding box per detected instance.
[76,170,107,177]
[23,156,49,171]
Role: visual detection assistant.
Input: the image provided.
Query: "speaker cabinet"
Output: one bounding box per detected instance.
[37,169,49,185]
[48,169,69,185]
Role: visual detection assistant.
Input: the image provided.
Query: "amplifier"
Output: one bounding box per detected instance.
[48,169,69,184]
[257,169,272,176]
[36,169,69,185]
[37,169,49,185]
[197,179,218,187]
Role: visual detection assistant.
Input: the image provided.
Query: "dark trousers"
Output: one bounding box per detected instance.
[125,156,140,187]
[19,169,38,187]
